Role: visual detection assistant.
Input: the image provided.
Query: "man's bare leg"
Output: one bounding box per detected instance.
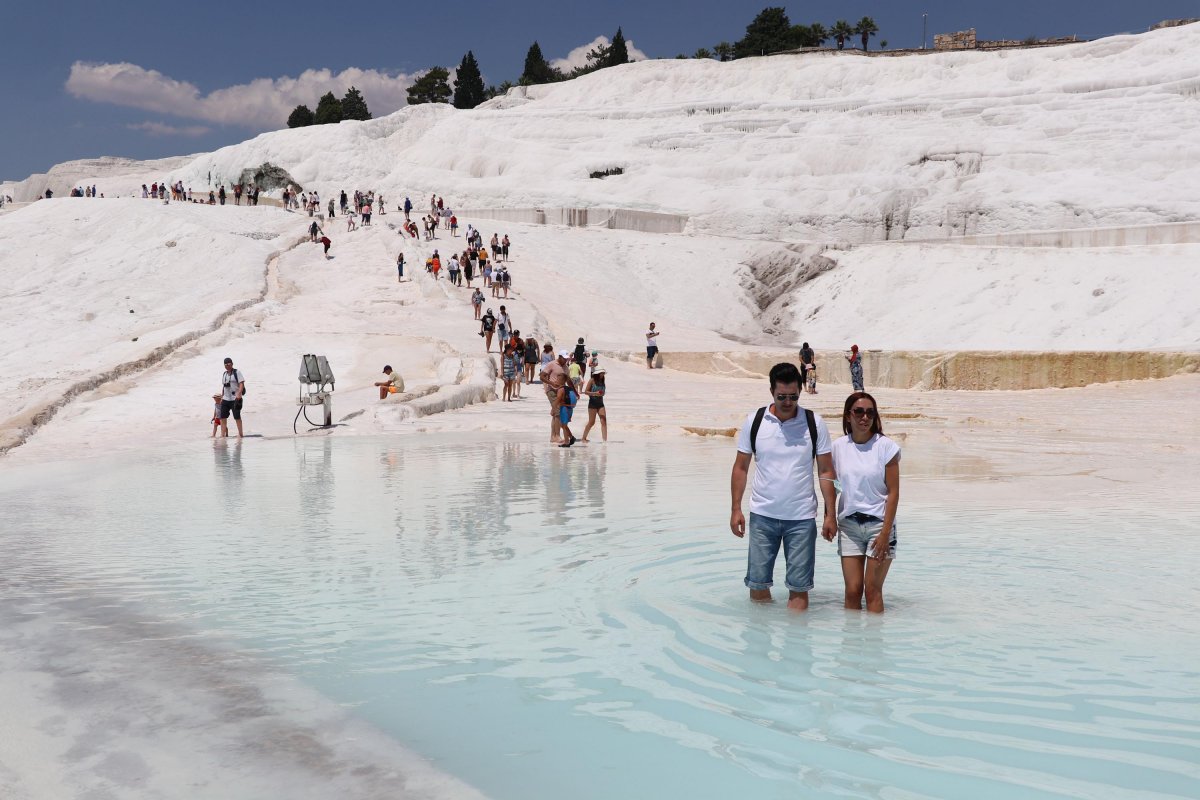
[786,591,809,612]
[749,589,772,603]
[235,417,244,437]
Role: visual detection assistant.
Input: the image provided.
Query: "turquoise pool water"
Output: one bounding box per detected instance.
[3,435,1198,799]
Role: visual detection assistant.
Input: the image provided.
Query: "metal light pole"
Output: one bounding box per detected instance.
[923,13,928,50]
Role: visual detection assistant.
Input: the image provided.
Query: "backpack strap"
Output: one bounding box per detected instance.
[749,406,767,457]
[805,408,817,462]
[751,407,818,462]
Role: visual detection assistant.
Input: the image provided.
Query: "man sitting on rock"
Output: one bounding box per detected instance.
[375,365,404,399]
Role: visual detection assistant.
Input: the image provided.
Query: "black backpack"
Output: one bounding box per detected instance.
[749,406,816,461]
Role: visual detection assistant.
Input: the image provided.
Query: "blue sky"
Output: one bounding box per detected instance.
[3,0,1197,180]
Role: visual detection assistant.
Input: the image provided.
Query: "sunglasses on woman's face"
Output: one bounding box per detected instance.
[850,407,876,418]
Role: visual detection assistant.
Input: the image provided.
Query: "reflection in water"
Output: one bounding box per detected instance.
[295,437,334,533]
[4,434,1199,800]
[213,438,244,526]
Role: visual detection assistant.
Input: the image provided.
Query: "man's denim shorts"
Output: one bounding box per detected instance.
[745,513,818,593]
[837,513,897,559]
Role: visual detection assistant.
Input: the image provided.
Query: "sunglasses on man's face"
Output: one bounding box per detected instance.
[850,407,876,418]
[774,393,800,402]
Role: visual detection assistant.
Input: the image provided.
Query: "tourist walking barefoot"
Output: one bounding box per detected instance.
[557,379,578,447]
[480,308,496,352]
[580,368,607,443]
[472,288,484,320]
[508,331,524,398]
[502,345,516,401]
[645,322,660,369]
[523,337,540,384]
[540,349,568,443]
[396,252,405,282]
[846,344,864,391]
[830,392,899,613]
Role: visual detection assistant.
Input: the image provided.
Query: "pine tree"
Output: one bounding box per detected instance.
[453,51,486,109]
[287,104,314,128]
[520,41,559,85]
[313,92,343,125]
[734,7,793,59]
[406,67,452,105]
[609,27,630,66]
[341,86,371,120]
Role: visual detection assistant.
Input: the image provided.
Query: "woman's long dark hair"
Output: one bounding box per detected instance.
[842,392,883,436]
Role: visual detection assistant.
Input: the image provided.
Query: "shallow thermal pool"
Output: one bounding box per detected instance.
[3,434,1198,799]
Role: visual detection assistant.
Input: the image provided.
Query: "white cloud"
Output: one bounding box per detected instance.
[126,121,210,137]
[67,62,418,129]
[549,36,648,74]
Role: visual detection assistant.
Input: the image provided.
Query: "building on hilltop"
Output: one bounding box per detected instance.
[933,28,1079,51]
[1150,18,1198,30]
[933,29,977,50]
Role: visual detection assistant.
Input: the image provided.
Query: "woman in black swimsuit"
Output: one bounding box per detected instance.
[580,369,607,443]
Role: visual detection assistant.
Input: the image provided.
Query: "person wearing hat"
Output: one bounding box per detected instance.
[218,356,245,437]
[375,365,404,400]
[580,367,607,443]
[539,349,569,443]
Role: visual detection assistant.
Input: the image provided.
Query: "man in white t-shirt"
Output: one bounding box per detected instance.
[730,362,837,611]
[645,322,659,369]
[219,356,245,438]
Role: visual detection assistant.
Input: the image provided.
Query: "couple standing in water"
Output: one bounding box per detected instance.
[730,363,899,613]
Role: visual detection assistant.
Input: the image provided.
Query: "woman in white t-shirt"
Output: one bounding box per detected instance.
[830,392,900,613]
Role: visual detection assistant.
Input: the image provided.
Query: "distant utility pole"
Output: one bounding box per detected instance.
[922,13,928,50]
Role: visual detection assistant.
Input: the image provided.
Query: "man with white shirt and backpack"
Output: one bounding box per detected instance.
[729,363,837,611]
[219,357,246,438]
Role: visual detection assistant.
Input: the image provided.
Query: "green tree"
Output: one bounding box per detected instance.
[407,67,452,105]
[453,51,486,109]
[734,7,793,59]
[520,41,559,85]
[485,80,515,100]
[856,17,879,51]
[831,19,855,50]
[286,104,314,128]
[713,41,733,61]
[880,39,888,49]
[809,23,829,46]
[313,91,343,125]
[694,47,713,59]
[340,86,371,120]
[583,40,610,72]
[609,27,630,66]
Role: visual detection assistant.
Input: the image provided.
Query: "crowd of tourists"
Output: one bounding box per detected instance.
[183,180,892,615]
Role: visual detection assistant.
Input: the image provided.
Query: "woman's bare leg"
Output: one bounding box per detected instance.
[841,556,866,610]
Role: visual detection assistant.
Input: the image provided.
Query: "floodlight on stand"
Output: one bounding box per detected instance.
[295,354,336,433]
